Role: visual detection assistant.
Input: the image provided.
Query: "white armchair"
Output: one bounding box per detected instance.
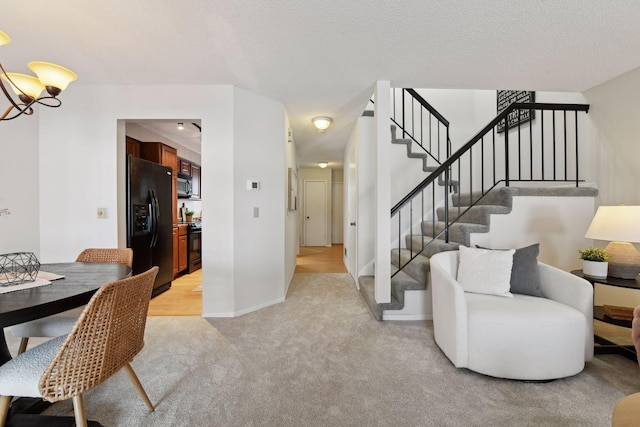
[430,250,593,380]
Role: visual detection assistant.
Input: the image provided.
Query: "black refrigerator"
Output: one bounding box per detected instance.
[126,155,173,296]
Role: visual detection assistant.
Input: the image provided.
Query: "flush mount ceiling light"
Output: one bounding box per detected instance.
[0,29,78,121]
[177,122,184,130]
[312,116,332,133]
[318,162,328,169]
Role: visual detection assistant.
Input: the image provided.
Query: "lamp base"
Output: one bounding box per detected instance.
[605,242,640,279]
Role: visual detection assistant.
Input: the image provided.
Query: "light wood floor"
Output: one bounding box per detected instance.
[148,269,203,316]
[295,244,347,273]
[148,244,347,316]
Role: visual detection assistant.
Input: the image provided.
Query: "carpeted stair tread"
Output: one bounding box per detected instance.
[358,276,403,321]
[452,186,598,208]
[436,204,511,225]
[421,220,489,246]
[391,249,430,286]
[405,236,460,258]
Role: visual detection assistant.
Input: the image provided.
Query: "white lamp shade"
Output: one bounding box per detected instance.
[0,30,10,46]
[1,73,45,100]
[584,206,640,242]
[28,61,77,92]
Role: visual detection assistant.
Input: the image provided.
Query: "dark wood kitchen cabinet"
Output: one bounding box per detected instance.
[179,158,192,176]
[126,136,140,158]
[179,226,188,272]
[173,227,179,277]
[191,164,201,199]
[173,225,188,277]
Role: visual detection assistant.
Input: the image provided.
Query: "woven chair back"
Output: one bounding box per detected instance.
[76,248,134,268]
[38,266,158,402]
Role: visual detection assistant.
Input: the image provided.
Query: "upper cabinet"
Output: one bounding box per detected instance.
[191,164,201,199]
[179,158,191,176]
[126,136,140,158]
[178,157,201,200]
[140,142,178,174]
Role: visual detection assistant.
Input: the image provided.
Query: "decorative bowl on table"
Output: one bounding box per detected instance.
[0,252,40,286]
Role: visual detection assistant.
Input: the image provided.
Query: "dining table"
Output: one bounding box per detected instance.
[0,261,131,426]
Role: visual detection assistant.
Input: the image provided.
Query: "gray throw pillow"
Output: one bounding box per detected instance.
[475,243,544,297]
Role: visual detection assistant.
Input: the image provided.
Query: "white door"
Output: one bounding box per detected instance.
[304,180,327,246]
[347,153,357,279]
[331,182,343,244]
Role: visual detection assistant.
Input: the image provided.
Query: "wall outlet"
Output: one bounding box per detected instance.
[97,207,108,219]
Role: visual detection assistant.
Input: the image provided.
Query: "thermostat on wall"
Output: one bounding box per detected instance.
[247,180,260,191]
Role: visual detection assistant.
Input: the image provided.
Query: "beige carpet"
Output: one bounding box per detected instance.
[5,273,640,426]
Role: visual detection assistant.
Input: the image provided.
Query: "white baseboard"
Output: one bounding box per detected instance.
[202,296,286,319]
[382,314,433,321]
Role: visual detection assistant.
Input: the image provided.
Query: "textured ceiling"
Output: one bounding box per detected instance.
[3,0,640,166]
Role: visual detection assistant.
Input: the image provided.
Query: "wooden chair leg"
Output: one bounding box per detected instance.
[72,394,88,427]
[17,338,28,355]
[123,363,154,412]
[0,395,11,427]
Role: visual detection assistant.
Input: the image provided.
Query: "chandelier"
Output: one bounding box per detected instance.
[0,29,77,121]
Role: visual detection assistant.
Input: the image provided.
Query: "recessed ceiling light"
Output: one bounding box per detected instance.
[319,162,328,168]
[177,122,184,130]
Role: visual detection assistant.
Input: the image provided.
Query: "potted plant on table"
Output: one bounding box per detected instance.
[579,247,610,279]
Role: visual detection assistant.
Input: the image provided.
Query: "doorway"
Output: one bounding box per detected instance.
[304,180,328,246]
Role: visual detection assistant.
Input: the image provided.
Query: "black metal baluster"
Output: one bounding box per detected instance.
[505,118,510,187]
[564,110,568,181]
[492,127,496,184]
[552,111,557,180]
[529,108,533,180]
[518,109,522,181]
[541,110,545,180]
[575,111,579,187]
[481,136,484,193]
[402,89,406,139]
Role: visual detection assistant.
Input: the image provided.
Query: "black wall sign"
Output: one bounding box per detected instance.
[497,90,535,133]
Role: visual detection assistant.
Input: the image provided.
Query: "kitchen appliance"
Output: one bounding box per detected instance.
[126,155,173,296]
[187,222,202,273]
[177,175,192,198]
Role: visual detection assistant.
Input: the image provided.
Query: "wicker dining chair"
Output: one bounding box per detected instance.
[0,266,158,427]
[75,247,133,268]
[10,247,134,354]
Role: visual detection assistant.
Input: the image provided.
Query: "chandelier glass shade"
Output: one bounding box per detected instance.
[0,29,77,121]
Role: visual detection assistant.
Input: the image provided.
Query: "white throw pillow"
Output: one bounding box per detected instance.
[457,246,515,297]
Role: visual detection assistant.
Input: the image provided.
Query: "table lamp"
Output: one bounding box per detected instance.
[584,205,640,279]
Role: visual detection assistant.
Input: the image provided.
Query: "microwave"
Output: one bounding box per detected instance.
[177,176,192,198]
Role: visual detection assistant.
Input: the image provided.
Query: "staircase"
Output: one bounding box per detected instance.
[358,90,592,321]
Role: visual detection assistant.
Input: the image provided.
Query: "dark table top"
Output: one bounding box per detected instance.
[0,262,131,364]
[570,269,640,290]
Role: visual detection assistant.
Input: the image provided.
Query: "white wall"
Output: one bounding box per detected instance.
[471,196,595,271]
[232,87,287,314]
[6,83,293,318]
[0,116,40,255]
[284,115,299,293]
[583,66,640,206]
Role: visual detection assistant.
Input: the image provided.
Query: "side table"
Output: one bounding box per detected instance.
[571,270,640,361]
